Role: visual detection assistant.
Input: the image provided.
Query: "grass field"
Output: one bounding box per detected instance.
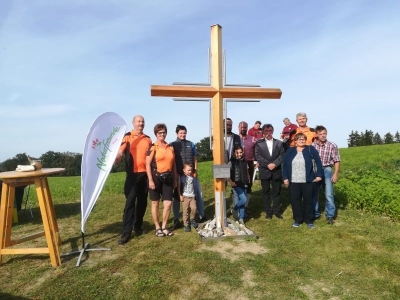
[1,144,399,299]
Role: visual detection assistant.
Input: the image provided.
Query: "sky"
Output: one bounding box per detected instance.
[1,0,399,162]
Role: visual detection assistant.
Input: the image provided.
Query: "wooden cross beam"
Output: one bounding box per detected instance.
[150,24,282,230]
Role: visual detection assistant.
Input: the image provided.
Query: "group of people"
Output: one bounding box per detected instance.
[226,112,341,229]
[114,116,206,244]
[114,112,341,245]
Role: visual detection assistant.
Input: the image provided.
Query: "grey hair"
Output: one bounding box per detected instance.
[283,117,290,122]
[296,112,307,119]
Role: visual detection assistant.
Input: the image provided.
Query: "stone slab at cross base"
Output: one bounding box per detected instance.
[197,217,258,242]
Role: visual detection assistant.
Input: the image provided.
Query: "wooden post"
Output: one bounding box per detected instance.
[150,24,282,229]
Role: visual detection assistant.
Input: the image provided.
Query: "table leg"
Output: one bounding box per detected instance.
[35,178,61,267]
[1,184,15,247]
[0,183,15,265]
[40,177,61,246]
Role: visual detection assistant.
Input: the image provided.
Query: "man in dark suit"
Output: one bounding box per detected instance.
[255,124,285,219]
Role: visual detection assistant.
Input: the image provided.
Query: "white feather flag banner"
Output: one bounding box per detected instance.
[81,112,127,233]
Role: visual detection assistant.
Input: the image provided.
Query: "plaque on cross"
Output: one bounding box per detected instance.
[150,24,282,231]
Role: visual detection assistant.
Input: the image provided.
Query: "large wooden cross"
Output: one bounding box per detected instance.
[151,24,282,230]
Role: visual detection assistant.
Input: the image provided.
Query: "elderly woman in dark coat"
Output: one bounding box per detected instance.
[283,133,323,228]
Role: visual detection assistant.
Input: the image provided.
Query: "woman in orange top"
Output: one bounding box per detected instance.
[146,123,178,237]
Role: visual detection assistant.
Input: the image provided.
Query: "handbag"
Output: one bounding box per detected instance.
[308,146,317,175]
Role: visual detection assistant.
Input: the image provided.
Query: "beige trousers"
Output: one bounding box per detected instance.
[182,196,197,226]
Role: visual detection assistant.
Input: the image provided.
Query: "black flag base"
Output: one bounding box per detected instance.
[61,232,111,267]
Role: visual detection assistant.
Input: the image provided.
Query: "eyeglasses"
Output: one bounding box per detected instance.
[297,138,306,141]
[157,131,166,135]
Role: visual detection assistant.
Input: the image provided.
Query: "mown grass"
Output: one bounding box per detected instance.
[1,145,400,299]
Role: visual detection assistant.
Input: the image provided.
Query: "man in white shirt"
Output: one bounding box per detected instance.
[255,124,285,219]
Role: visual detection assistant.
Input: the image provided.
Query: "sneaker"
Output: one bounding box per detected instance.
[190,219,198,229]
[307,223,316,229]
[184,225,191,232]
[172,219,181,230]
[238,219,245,225]
[327,218,334,225]
[118,233,131,245]
[231,209,239,221]
[292,222,301,228]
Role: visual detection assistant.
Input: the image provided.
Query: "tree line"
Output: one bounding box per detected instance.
[348,130,400,147]
[0,137,214,176]
[0,151,126,176]
[3,130,396,175]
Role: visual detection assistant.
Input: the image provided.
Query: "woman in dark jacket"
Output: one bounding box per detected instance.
[228,145,250,224]
[283,133,323,228]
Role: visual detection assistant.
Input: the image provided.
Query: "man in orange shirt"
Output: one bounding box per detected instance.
[114,115,152,245]
[290,112,316,146]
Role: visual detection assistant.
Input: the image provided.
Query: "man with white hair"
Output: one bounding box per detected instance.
[290,112,316,146]
[280,117,297,151]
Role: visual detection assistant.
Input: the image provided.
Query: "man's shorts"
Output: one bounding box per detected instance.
[149,173,173,201]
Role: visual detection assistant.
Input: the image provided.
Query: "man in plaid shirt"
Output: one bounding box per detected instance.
[311,125,341,224]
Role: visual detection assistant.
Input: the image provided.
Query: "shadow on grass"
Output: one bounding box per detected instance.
[15,201,81,225]
[0,292,31,299]
[201,181,292,220]
[60,220,153,260]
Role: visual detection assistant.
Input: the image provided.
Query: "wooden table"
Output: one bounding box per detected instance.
[0,168,65,267]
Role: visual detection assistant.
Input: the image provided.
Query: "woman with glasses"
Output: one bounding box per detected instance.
[282,133,323,228]
[146,123,178,237]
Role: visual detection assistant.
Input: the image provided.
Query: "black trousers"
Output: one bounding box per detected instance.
[261,178,282,216]
[122,172,148,234]
[247,161,255,194]
[289,182,314,224]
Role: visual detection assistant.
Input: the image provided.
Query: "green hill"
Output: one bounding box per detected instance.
[335,143,400,220]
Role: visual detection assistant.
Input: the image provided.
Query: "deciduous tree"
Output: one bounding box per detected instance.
[195,137,213,162]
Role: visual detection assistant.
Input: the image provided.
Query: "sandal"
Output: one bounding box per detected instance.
[162,228,174,237]
[155,228,165,237]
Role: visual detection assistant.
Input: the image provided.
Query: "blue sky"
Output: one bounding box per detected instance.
[1,0,399,162]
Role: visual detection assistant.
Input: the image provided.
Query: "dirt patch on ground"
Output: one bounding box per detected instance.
[298,280,341,300]
[242,269,256,287]
[197,239,268,262]
[174,272,251,300]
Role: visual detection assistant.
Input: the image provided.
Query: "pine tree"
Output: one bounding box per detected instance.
[364,130,374,145]
[353,131,362,146]
[347,130,356,147]
[394,131,400,143]
[372,133,383,145]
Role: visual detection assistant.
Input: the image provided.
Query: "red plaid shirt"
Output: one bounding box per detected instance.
[311,140,341,167]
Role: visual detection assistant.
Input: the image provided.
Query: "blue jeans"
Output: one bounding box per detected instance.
[173,182,205,220]
[232,186,247,219]
[313,166,336,219]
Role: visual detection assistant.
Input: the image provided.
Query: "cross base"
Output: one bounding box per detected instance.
[196,217,258,242]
